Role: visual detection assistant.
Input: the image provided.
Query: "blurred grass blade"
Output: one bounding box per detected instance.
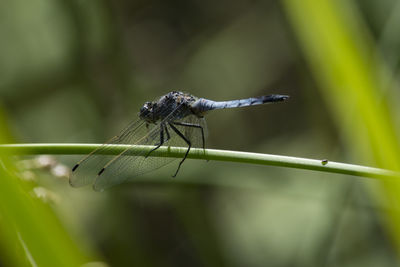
[283,0,400,252]
[0,113,88,266]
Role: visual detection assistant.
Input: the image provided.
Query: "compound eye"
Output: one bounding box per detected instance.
[140,102,153,117]
[139,104,147,113]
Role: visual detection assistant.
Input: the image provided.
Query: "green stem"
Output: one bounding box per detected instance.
[0,143,396,179]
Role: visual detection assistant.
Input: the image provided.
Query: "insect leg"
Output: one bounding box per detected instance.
[172,121,205,150]
[145,123,165,158]
[164,125,171,142]
[168,123,191,177]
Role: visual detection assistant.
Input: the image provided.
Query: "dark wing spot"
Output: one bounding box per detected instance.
[72,164,79,172]
[98,168,105,176]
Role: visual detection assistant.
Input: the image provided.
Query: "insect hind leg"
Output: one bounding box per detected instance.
[172,121,206,150]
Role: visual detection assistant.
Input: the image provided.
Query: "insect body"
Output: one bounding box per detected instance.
[70,91,289,191]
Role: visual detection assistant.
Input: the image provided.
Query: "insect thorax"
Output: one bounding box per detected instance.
[140,91,199,124]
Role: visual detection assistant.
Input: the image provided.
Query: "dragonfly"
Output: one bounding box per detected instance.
[70,91,289,191]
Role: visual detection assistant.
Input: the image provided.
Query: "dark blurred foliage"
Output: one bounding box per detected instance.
[1,0,399,266]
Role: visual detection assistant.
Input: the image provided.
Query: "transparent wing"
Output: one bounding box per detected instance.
[70,103,208,191]
[93,114,208,191]
[69,118,148,188]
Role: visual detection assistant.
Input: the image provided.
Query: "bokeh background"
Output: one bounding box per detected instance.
[1,0,400,266]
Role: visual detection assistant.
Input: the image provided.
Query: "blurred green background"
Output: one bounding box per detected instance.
[1,0,400,266]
